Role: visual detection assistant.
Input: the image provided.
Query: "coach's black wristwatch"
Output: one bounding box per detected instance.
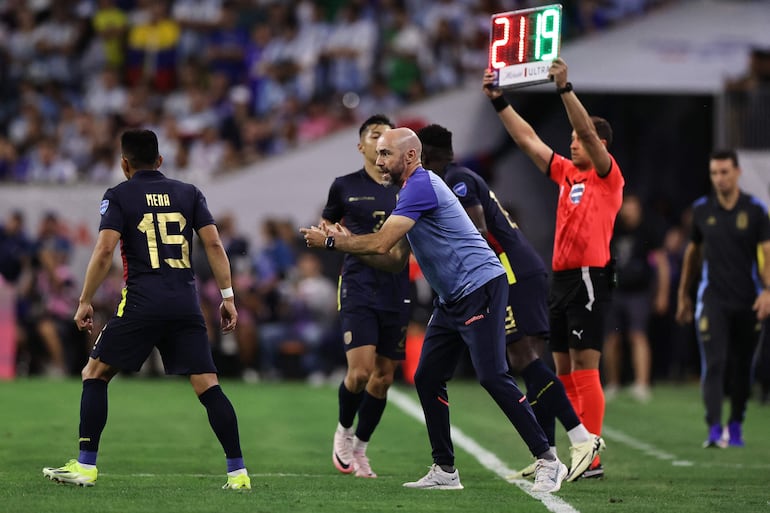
[557,82,573,94]
[325,236,335,250]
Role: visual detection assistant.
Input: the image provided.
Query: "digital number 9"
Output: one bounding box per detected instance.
[535,8,560,61]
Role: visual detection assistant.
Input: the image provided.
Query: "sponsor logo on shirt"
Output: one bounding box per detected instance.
[100,199,109,215]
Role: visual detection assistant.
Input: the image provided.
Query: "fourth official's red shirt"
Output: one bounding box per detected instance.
[547,153,624,271]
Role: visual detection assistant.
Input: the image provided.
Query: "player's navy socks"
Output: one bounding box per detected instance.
[521,360,556,445]
[78,451,98,466]
[198,385,243,459]
[79,378,108,456]
[354,391,386,442]
[226,457,245,473]
[338,381,364,429]
[523,359,581,437]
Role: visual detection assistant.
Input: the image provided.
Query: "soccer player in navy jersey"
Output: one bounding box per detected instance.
[43,129,250,490]
[676,149,770,448]
[301,127,567,493]
[321,114,411,479]
[417,123,604,482]
[483,58,624,478]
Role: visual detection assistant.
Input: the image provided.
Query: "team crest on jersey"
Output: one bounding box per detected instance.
[100,199,109,215]
[569,183,585,204]
[736,211,748,230]
[452,182,468,197]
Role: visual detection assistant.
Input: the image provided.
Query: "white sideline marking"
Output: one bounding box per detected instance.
[601,426,693,467]
[389,388,580,513]
[601,425,770,470]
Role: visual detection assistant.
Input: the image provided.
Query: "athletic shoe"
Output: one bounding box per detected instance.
[352,451,377,478]
[507,460,537,480]
[703,424,726,448]
[566,435,606,482]
[222,473,251,490]
[727,421,744,447]
[333,427,354,474]
[580,463,604,479]
[531,458,568,493]
[42,459,97,486]
[403,464,463,490]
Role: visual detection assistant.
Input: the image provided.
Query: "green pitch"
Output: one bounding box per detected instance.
[1,378,768,513]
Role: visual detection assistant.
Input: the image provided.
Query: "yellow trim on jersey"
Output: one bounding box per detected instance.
[499,252,517,285]
[116,287,128,317]
[337,275,342,311]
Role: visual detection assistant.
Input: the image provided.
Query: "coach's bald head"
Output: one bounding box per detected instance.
[376,128,422,187]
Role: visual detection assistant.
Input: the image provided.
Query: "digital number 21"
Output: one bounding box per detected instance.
[137,212,190,269]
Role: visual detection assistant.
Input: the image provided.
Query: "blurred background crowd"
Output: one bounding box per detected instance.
[0,0,664,185]
[0,0,729,392]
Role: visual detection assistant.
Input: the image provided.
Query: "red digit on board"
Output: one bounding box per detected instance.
[490,16,509,69]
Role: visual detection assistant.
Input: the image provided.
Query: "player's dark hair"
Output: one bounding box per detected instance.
[417,124,454,160]
[710,149,739,167]
[121,129,159,169]
[590,116,613,149]
[359,114,394,137]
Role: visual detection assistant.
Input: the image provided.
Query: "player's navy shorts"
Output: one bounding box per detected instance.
[339,303,410,361]
[505,271,550,344]
[549,266,612,353]
[91,315,217,375]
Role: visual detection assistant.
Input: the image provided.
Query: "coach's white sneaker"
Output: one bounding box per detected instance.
[531,458,567,493]
[403,464,463,490]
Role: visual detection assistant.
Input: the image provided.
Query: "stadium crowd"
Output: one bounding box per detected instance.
[0,0,685,383]
[0,0,665,184]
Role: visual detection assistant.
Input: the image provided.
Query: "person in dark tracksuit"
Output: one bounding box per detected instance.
[676,149,770,448]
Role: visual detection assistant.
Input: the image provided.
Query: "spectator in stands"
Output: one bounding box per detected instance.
[0,210,32,289]
[20,211,85,376]
[379,4,429,101]
[203,2,249,86]
[83,67,128,119]
[289,251,338,383]
[34,2,81,87]
[125,2,180,92]
[25,137,78,184]
[172,0,224,61]
[320,3,377,96]
[0,136,25,182]
[6,6,40,84]
[91,0,129,70]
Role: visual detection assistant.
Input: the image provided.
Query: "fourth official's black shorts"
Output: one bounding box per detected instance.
[548,266,612,353]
